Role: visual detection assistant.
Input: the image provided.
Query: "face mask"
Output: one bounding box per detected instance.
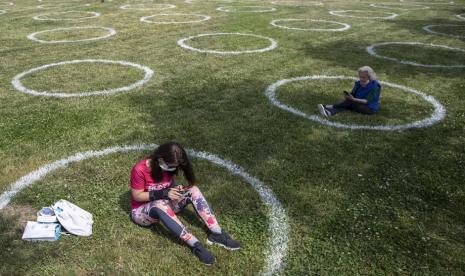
[159,162,177,172]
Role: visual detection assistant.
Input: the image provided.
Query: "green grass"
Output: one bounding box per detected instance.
[1,0,465,275]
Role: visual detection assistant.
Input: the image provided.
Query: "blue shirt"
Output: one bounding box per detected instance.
[351,80,381,112]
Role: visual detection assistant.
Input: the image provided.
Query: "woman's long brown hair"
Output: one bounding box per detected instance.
[147,141,196,185]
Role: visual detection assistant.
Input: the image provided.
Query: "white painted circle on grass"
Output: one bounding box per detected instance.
[0,10,5,15]
[367,41,465,68]
[400,0,453,4]
[177,32,278,55]
[0,143,289,276]
[270,19,350,31]
[37,3,91,9]
[27,26,116,43]
[12,59,154,97]
[423,24,465,39]
[457,13,465,20]
[33,11,100,21]
[271,1,323,6]
[0,2,13,6]
[329,10,398,19]
[369,2,429,10]
[265,75,445,130]
[140,13,210,24]
[120,3,175,10]
[216,6,276,13]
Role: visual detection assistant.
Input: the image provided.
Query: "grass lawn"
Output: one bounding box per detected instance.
[1,0,464,274]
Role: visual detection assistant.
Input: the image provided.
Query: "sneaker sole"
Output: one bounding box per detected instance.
[317,104,328,117]
[206,239,240,250]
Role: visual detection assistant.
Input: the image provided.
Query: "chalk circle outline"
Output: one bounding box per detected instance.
[177,32,278,55]
[140,13,210,24]
[216,6,276,13]
[270,19,350,31]
[457,13,465,20]
[37,3,91,9]
[33,11,101,21]
[120,3,175,10]
[400,0,454,4]
[0,143,289,276]
[27,26,117,44]
[265,75,446,131]
[329,10,399,19]
[12,59,154,98]
[423,24,465,39]
[369,2,430,10]
[270,1,323,6]
[367,41,465,68]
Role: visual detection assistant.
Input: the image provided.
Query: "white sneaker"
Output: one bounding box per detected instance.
[317,104,330,117]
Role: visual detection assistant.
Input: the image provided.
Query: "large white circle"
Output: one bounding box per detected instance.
[33,11,101,21]
[329,10,399,19]
[265,75,445,130]
[27,26,117,43]
[0,144,289,275]
[457,13,465,20]
[400,0,454,4]
[271,1,323,6]
[11,59,154,98]
[120,3,175,10]
[177,32,278,55]
[140,13,210,24]
[216,6,276,13]
[369,2,429,10]
[37,3,91,9]
[270,19,350,31]
[423,24,465,39]
[366,41,465,68]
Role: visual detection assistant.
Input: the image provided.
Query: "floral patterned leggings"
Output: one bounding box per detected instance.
[131,186,221,247]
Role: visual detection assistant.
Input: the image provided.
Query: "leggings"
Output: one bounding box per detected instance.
[131,186,220,246]
[328,99,374,115]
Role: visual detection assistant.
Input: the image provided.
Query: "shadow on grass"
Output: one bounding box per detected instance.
[300,38,465,79]
[127,63,465,273]
[0,212,59,275]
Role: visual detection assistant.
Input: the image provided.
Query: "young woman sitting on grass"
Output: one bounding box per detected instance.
[318,66,381,117]
[130,141,240,265]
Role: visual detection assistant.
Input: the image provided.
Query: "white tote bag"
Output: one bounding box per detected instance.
[53,199,93,236]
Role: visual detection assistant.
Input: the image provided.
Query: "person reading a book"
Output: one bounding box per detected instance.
[318,66,381,116]
[130,141,240,265]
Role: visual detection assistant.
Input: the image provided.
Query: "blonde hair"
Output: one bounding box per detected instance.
[358,66,377,80]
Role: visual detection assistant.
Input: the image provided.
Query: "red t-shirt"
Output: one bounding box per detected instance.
[130,159,173,209]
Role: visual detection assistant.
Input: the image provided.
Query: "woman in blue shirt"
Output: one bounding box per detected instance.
[318,66,381,116]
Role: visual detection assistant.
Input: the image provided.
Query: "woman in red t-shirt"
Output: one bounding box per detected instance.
[130,141,240,265]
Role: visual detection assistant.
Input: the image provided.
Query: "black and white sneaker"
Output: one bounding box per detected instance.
[317,104,331,117]
[207,229,240,250]
[192,242,215,265]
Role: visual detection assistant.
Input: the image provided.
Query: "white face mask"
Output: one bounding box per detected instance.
[159,162,177,172]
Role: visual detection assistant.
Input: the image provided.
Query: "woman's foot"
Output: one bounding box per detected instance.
[207,229,241,250]
[192,242,215,265]
[317,104,332,117]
